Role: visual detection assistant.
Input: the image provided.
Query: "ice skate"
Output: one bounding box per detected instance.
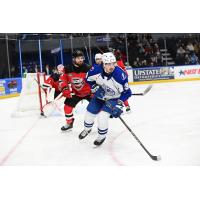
[79,129,91,139]
[125,106,131,113]
[94,135,106,146]
[61,119,74,132]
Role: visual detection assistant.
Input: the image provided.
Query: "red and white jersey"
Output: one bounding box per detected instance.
[59,63,92,97]
[44,73,60,92]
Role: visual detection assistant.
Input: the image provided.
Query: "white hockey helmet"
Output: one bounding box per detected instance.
[102,52,116,64]
[95,53,102,60]
[57,64,65,74]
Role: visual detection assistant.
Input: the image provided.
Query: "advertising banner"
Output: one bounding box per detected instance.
[0,78,22,97]
[0,79,6,96]
[174,65,200,79]
[133,66,174,82]
[96,36,111,43]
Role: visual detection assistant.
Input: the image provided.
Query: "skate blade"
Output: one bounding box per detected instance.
[60,129,73,133]
[125,110,132,114]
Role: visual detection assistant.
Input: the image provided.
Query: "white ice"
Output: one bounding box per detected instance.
[0,81,200,165]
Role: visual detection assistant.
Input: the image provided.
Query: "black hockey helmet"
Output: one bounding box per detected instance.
[72,50,84,58]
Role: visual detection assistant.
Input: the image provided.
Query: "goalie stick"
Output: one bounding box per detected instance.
[34,78,50,95]
[132,85,152,96]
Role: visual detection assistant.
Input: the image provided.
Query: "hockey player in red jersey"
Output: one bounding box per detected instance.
[114,49,131,112]
[41,64,65,99]
[59,50,92,131]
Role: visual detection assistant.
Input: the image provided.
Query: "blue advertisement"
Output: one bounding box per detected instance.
[0,78,22,97]
[96,36,111,43]
[133,66,175,82]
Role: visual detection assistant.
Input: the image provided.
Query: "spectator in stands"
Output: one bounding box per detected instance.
[184,54,190,65]
[150,53,158,66]
[156,50,162,66]
[194,42,200,55]
[176,46,186,65]
[141,59,147,66]
[177,46,186,55]
[189,52,199,65]
[133,57,142,68]
[186,42,194,52]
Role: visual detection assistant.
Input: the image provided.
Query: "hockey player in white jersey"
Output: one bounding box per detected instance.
[79,52,132,146]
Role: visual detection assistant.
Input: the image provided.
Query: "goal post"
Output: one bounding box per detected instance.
[12,72,48,117]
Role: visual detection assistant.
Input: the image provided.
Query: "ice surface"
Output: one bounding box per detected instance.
[0,81,200,165]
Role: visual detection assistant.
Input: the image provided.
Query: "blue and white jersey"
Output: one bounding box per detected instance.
[92,63,101,68]
[87,64,132,102]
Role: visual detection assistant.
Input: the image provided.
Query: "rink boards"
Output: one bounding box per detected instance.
[1,64,200,99]
[127,64,200,84]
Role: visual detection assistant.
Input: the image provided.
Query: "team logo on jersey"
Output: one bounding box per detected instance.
[72,78,85,91]
[121,73,127,81]
[104,85,115,96]
[90,66,94,71]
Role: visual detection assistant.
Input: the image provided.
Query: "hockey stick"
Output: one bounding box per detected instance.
[119,116,161,161]
[106,101,161,161]
[132,85,152,96]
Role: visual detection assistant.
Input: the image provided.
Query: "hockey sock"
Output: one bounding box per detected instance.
[84,111,96,131]
[124,100,129,107]
[97,111,110,136]
[64,104,74,124]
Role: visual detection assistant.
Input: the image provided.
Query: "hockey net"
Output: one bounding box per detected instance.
[12,73,49,117]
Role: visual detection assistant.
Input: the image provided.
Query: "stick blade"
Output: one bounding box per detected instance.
[143,85,153,95]
[151,155,161,161]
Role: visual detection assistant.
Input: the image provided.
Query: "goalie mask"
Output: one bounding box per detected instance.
[57,64,65,74]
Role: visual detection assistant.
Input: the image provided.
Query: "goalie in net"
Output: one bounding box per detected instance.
[12,65,65,117]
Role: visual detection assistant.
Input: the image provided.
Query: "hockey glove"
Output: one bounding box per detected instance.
[95,87,106,100]
[106,100,124,118]
[62,87,72,98]
[91,84,99,94]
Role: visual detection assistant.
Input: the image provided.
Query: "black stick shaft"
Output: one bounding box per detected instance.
[132,93,144,96]
[119,116,158,160]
